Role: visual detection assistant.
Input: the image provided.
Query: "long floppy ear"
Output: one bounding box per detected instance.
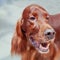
[11,18,27,55]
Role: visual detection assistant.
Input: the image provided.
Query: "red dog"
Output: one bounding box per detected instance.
[11,4,60,60]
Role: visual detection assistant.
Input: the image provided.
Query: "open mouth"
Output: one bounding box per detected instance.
[29,37,50,54]
[39,43,50,54]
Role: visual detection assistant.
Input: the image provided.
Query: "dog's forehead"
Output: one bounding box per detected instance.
[29,5,47,14]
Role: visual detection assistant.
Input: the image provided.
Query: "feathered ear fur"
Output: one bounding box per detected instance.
[11,19,27,55]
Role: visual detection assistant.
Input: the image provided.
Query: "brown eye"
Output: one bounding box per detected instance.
[29,16,35,20]
[46,15,49,20]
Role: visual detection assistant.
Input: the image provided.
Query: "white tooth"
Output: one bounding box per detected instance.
[47,43,50,47]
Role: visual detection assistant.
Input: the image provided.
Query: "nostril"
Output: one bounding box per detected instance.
[47,32,51,35]
[44,29,55,36]
[46,31,55,36]
[53,32,55,35]
[47,31,55,36]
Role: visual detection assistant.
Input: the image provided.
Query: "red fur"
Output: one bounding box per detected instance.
[11,4,60,60]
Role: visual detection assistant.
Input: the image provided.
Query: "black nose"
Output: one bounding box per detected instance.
[44,29,55,40]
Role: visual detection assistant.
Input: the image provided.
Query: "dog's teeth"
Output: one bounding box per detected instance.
[38,44,49,53]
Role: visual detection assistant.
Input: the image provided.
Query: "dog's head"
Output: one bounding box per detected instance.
[21,4,56,54]
[11,4,56,55]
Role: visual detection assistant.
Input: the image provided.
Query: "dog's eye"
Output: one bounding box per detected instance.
[46,15,49,20]
[29,16,35,20]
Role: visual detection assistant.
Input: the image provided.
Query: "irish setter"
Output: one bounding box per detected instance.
[11,4,60,60]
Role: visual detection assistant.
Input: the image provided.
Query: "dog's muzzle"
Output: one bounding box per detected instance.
[29,36,50,54]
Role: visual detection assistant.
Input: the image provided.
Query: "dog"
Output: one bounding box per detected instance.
[11,4,60,60]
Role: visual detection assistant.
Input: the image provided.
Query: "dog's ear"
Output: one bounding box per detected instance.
[11,18,27,55]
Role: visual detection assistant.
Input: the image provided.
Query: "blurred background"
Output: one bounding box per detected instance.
[0,0,60,60]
